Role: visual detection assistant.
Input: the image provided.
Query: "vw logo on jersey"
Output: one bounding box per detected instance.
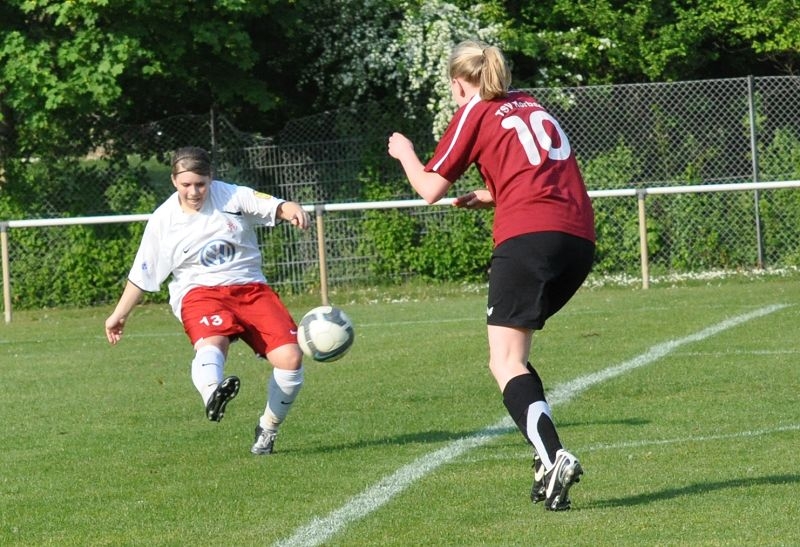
[199,239,236,267]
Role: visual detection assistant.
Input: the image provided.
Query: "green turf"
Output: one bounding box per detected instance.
[1,277,798,546]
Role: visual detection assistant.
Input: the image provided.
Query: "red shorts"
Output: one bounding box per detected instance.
[180,283,298,358]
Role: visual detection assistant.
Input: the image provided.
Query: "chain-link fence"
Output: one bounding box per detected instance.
[2,76,800,314]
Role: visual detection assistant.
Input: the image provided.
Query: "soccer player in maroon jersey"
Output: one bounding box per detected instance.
[388,40,596,511]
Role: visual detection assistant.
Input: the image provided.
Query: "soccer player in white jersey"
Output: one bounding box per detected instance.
[104,146,309,455]
[389,41,595,511]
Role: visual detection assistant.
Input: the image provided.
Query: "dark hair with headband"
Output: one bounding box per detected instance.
[171,146,213,178]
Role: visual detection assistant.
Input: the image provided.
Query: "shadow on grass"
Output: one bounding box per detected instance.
[291,427,514,454]
[586,474,800,509]
[286,416,651,455]
[558,417,651,428]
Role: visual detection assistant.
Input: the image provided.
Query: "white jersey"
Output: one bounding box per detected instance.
[127,180,285,319]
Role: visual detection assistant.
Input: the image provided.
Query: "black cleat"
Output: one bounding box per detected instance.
[544,449,583,511]
[205,376,240,422]
[531,453,546,503]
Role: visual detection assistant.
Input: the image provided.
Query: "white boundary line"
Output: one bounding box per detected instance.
[581,423,800,452]
[455,423,800,463]
[275,304,787,547]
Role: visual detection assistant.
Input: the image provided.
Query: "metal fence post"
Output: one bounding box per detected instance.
[210,106,218,159]
[637,189,650,289]
[1,222,11,323]
[315,205,330,306]
[747,75,765,268]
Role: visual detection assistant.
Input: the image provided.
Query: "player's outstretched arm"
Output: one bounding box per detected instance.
[277,201,310,230]
[105,281,144,345]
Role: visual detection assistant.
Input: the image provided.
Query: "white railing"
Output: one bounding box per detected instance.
[3,180,800,323]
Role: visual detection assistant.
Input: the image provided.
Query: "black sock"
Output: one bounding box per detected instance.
[502,371,545,444]
[502,365,562,464]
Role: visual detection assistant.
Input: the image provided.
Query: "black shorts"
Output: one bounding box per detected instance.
[487,231,595,330]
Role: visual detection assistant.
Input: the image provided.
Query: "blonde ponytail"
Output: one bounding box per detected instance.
[449,40,511,100]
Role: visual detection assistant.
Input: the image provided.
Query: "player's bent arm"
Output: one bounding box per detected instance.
[403,162,452,204]
[388,132,451,204]
[104,281,145,345]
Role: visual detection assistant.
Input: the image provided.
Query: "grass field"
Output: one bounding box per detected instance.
[2,276,799,546]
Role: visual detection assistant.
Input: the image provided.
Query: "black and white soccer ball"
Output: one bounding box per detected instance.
[297,305,355,362]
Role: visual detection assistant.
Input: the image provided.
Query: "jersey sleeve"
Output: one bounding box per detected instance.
[425,97,481,182]
[126,217,171,292]
[227,184,285,226]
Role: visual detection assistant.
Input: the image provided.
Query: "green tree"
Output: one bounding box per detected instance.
[3,0,796,165]
[504,0,800,88]
[0,0,285,161]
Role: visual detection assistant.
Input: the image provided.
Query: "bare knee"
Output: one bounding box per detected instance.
[490,359,529,392]
[267,343,304,370]
[194,335,230,357]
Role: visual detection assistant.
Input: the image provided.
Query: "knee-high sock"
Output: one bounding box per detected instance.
[502,368,563,469]
[260,367,304,431]
[526,401,561,469]
[191,345,225,404]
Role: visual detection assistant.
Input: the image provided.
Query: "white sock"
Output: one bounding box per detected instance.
[191,345,225,405]
[526,400,556,468]
[259,367,304,431]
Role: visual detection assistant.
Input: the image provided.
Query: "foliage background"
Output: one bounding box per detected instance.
[1,1,800,309]
[2,0,798,160]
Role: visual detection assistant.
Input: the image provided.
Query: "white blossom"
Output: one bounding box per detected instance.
[298,0,503,139]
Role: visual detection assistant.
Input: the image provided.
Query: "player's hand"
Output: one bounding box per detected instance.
[280,202,310,229]
[453,189,494,209]
[289,209,309,229]
[105,315,126,345]
[387,132,414,161]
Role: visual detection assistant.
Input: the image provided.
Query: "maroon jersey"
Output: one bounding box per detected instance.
[425,90,595,247]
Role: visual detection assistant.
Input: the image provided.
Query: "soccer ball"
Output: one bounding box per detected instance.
[297,305,355,362]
